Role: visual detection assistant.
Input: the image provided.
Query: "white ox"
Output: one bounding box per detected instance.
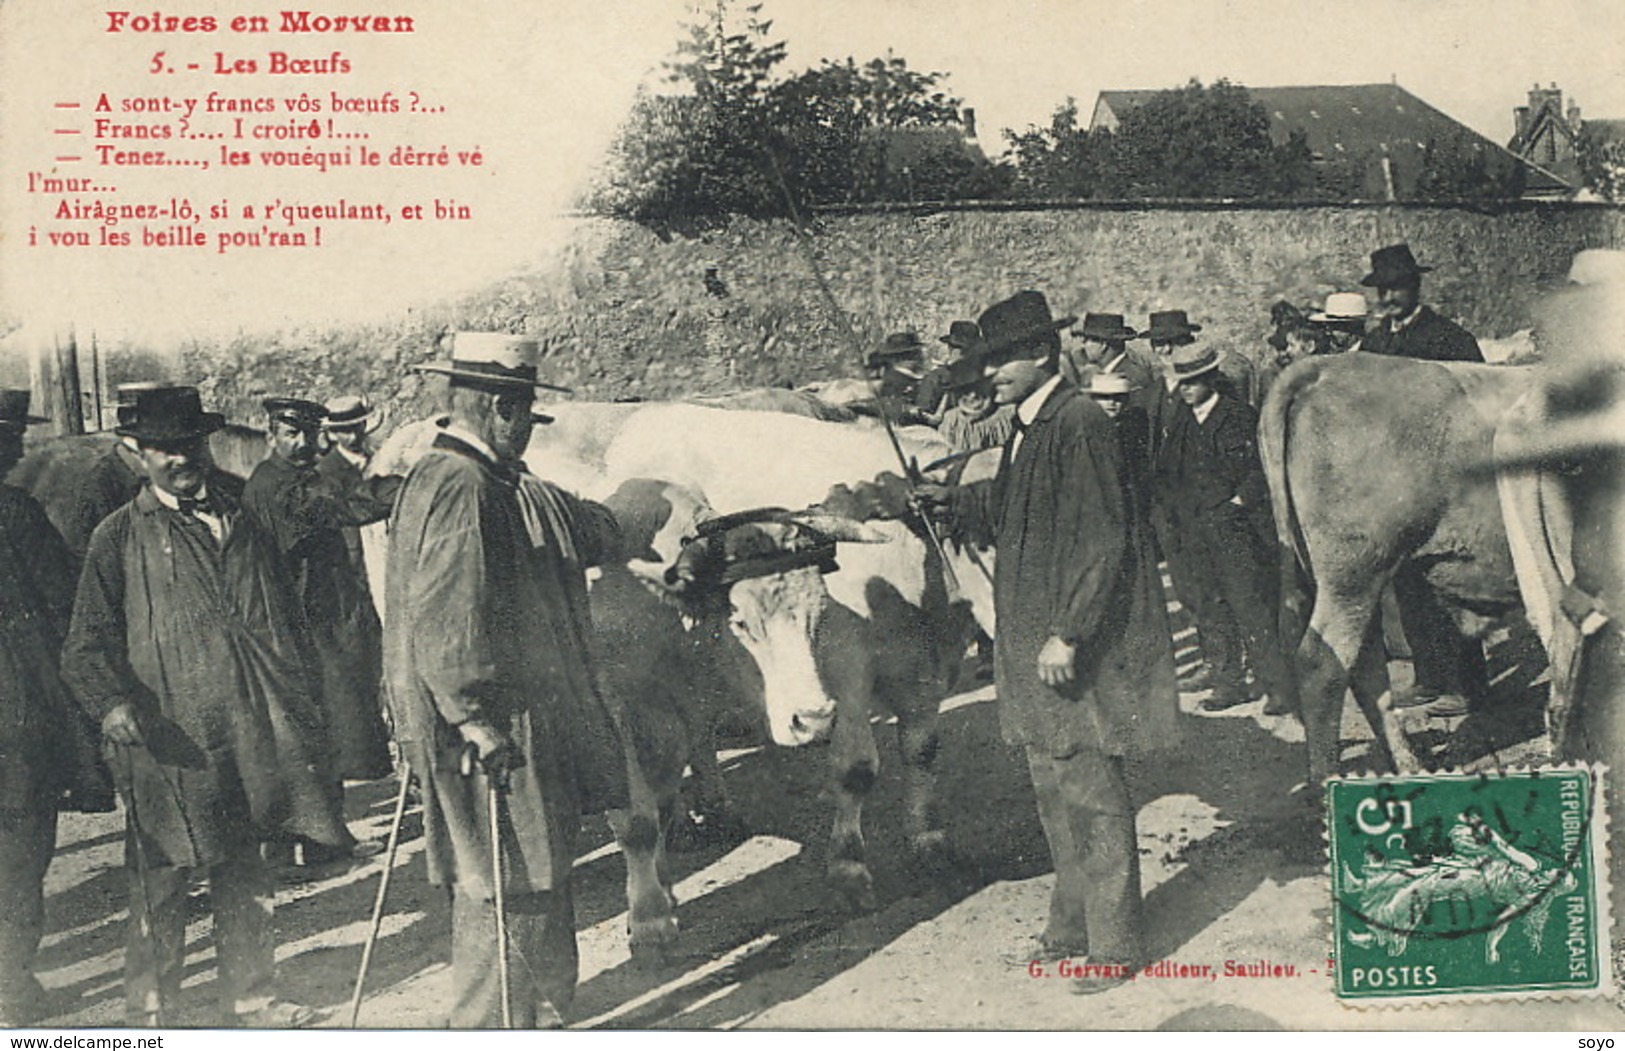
[367,402,996,955]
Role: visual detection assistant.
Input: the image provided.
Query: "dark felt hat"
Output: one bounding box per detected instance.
[978,291,1075,361]
[1361,243,1434,288]
[942,352,990,391]
[872,331,927,361]
[413,333,574,394]
[938,321,984,354]
[1073,312,1139,342]
[1142,310,1204,343]
[115,385,226,444]
[263,397,328,429]
[0,389,48,431]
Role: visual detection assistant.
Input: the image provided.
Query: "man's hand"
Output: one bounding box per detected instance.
[1037,636,1076,688]
[458,719,517,772]
[101,704,143,748]
[910,482,954,520]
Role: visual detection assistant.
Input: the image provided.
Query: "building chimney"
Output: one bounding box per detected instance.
[961,106,977,140]
[1515,105,1529,139]
[1568,100,1581,129]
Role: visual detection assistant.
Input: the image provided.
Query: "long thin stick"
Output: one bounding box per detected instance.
[120,745,167,1029]
[489,776,511,1029]
[346,765,413,1028]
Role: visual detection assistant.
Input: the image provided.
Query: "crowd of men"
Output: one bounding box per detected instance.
[0,240,1490,1024]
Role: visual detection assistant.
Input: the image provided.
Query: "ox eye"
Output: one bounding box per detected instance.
[728,614,751,637]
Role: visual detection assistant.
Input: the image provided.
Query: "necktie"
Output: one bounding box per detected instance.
[177,495,215,517]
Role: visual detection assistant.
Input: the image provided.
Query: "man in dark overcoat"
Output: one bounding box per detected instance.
[918,291,1179,995]
[1155,344,1297,717]
[1355,242,1489,717]
[383,333,628,1028]
[0,391,111,1026]
[243,395,401,855]
[62,386,344,1027]
[1358,243,1484,363]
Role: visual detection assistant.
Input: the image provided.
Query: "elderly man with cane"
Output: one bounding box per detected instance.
[62,385,345,1027]
[383,333,627,1028]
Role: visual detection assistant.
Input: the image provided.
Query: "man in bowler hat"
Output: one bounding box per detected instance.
[1358,243,1483,363]
[916,291,1178,994]
[63,385,344,1027]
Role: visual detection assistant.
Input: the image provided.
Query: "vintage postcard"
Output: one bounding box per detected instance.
[1,0,1622,1035]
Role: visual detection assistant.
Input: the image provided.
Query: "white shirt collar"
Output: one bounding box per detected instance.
[151,482,209,511]
[1192,391,1221,424]
[438,420,501,465]
[1016,374,1064,430]
[1102,351,1125,374]
[1391,305,1422,332]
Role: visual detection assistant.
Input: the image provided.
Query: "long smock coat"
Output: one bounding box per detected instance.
[382,433,628,897]
[952,382,1179,758]
[0,485,105,810]
[244,453,397,779]
[62,482,350,867]
[1362,306,1483,363]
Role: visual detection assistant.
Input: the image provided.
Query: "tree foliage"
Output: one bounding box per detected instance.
[1412,137,1526,201]
[588,1,997,229]
[1577,125,1625,202]
[1003,80,1316,201]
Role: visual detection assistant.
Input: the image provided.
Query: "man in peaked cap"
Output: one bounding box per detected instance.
[63,385,344,1027]
[243,396,404,869]
[1155,344,1297,717]
[0,391,112,1026]
[1358,243,1483,363]
[915,291,1178,994]
[385,332,627,1027]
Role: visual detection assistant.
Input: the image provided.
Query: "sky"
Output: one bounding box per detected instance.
[1,0,1621,348]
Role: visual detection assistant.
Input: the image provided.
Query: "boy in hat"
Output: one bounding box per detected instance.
[1085,373,1153,529]
[937,351,1015,455]
[385,333,628,1027]
[0,392,111,1025]
[1358,243,1483,363]
[63,385,344,1027]
[915,291,1177,994]
[1154,345,1296,716]
[243,396,404,867]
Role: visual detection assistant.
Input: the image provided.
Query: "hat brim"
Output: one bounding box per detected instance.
[1140,324,1204,342]
[1308,312,1368,325]
[115,413,227,443]
[983,315,1077,359]
[1074,327,1140,342]
[1173,359,1221,381]
[323,411,384,434]
[413,362,574,395]
[1360,266,1433,288]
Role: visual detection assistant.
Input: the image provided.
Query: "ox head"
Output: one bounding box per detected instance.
[658,507,890,746]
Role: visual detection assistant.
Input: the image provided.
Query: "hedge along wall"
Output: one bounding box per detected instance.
[186,201,1625,429]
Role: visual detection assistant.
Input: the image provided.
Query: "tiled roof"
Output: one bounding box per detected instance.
[1093,83,1573,196]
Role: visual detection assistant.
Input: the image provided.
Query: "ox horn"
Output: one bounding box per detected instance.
[788,512,893,544]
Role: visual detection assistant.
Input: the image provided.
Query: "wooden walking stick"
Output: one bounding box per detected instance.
[346,764,413,1028]
[118,744,167,1028]
[460,742,512,1029]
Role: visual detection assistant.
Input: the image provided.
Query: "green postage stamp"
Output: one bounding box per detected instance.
[1327,765,1612,1003]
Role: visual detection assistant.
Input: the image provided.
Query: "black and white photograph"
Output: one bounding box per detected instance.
[0,0,1623,1033]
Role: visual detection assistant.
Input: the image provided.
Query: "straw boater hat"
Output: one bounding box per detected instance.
[1360,243,1434,288]
[1169,344,1222,382]
[413,332,574,394]
[1309,292,1371,326]
[978,291,1076,361]
[1083,373,1138,397]
[1073,312,1139,342]
[323,395,384,434]
[115,386,226,443]
[0,389,48,432]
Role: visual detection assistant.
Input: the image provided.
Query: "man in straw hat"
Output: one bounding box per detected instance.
[243,396,404,869]
[0,391,113,1025]
[916,291,1178,994]
[1155,344,1297,717]
[1306,292,1371,355]
[384,333,628,1027]
[63,385,345,1027]
[1358,243,1483,363]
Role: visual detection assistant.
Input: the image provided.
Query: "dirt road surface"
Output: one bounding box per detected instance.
[22,618,1621,1031]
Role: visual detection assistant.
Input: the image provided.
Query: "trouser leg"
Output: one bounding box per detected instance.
[0,790,56,1008]
[210,846,276,1018]
[1212,517,1296,705]
[123,851,188,1023]
[1391,561,1488,700]
[1025,747,1144,964]
[450,886,578,1029]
